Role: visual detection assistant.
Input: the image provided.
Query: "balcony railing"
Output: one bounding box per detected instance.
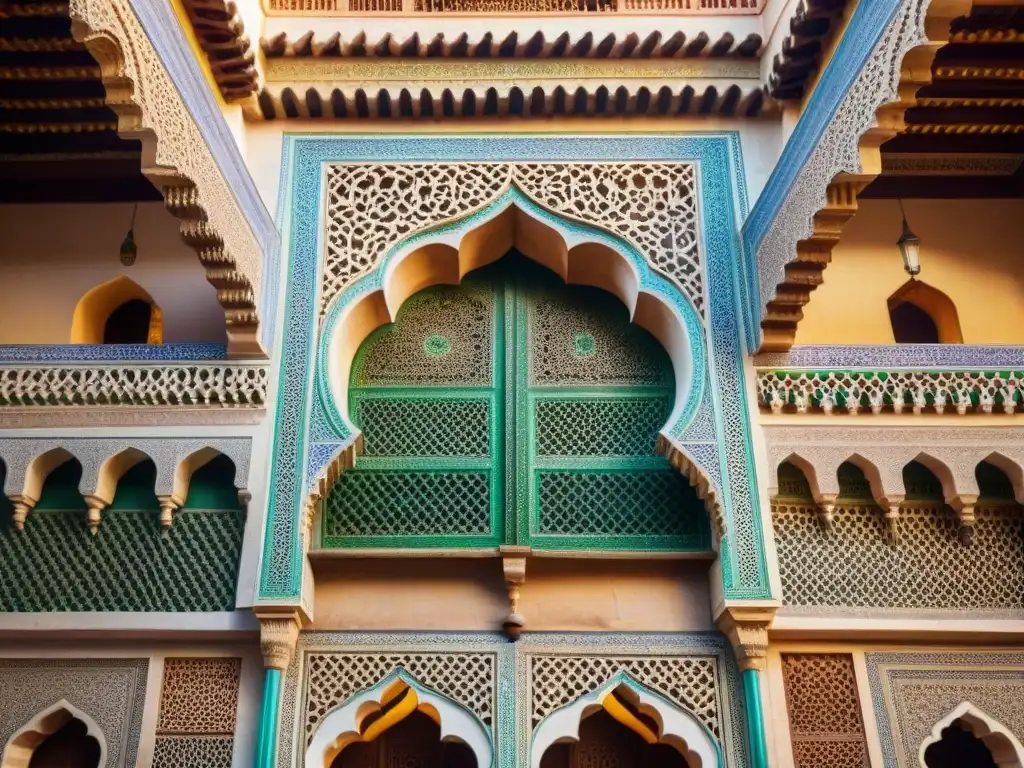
[265,0,760,14]
[757,369,1024,416]
[0,363,268,408]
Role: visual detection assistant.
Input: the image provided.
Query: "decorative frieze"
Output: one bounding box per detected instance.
[757,369,1024,415]
[263,0,763,13]
[0,363,268,408]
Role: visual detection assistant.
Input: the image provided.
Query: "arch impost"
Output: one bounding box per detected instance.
[715,604,777,672]
[7,494,37,531]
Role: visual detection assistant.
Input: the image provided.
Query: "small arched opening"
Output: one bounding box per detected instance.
[920,704,1024,768]
[925,719,998,768]
[1,701,106,768]
[71,275,163,345]
[540,709,690,768]
[331,709,477,768]
[887,280,963,344]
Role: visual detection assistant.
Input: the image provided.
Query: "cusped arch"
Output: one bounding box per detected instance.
[919,702,1024,768]
[530,672,720,768]
[1,699,107,768]
[306,669,493,768]
[71,275,163,345]
[307,190,717,538]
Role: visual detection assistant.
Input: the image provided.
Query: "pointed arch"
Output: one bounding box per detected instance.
[843,453,890,507]
[775,454,821,502]
[981,453,1024,504]
[530,672,721,768]
[171,446,234,503]
[1,699,107,768]
[15,448,76,504]
[70,275,163,345]
[906,453,958,504]
[888,280,964,345]
[306,669,493,768]
[93,447,153,505]
[919,702,1024,768]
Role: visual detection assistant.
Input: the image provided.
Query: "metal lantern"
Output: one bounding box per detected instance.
[120,203,138,267]
[896,200,920,277]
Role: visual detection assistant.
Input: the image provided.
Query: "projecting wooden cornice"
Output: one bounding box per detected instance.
[261,28,762,59]
[179,0,259,101]
[767,0,852,101]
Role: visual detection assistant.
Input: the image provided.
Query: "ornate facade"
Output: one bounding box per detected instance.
[0,0,1022,766]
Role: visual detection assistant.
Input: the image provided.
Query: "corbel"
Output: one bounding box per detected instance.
[881,495,903,545]
[499,545,530,641]
[157,494,183,529]
[258,609,302,671]
[816,493,837,532]
[715,605,775,672]
[950,494,978,545]
[7,495,37,531]
[83,494,108,536]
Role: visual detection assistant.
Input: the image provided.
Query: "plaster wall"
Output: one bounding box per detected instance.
[0,203,225,345]
[310,558,714,632]
[795,198,1024,345]
[241,120,782,221]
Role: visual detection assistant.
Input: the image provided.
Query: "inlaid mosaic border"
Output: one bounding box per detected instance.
[865,651,1024,767]
[259,134,770,604]
[277,631,745,768]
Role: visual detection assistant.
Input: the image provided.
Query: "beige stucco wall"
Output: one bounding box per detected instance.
[796,198,1024,345]
[311,558,714,632]
[0,203,225,344]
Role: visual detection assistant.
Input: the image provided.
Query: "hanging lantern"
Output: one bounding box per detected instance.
[120,203,138,267]
[896,199,920,277]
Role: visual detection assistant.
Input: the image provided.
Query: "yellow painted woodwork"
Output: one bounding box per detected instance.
[168,0,227,107]
[361,689,419,743]
[600,692,659,744]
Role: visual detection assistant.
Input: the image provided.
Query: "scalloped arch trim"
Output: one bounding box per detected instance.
[1,699,107,768]
[919,702,1024,768]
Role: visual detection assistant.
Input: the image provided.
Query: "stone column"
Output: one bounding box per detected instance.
[255,611,301,768]
[717,605,774,768]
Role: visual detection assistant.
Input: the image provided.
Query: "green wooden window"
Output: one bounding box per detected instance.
[322,253,710,552]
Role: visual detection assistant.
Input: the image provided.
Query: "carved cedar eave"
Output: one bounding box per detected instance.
[67,5,265,358]
[302,436,362,546]
[181,0,259,101]
[758,0,973,353]
[658,435,726,543]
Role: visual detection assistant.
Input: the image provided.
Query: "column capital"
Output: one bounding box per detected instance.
[258,610,302,671]
[715,605,775,672]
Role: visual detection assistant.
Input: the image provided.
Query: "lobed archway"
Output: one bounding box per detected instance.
[1,700,106,768]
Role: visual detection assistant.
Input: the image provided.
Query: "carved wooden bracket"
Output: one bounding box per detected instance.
[759,0,973,352]
[500,545,530,641]
[68,1,267,358]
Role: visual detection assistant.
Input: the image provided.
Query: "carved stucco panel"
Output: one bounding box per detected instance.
[68,0,264,302]
[866,653,1024,768]
[0,658,148,768]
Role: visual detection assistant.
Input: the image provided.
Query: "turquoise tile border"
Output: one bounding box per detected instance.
[259,134,771,603]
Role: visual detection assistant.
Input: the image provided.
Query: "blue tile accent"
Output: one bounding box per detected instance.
[0,343,228,363]
[740,0,903,349]
[756,345,1024,369]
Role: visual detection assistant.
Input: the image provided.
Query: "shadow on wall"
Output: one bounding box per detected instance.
[0,203,225,345]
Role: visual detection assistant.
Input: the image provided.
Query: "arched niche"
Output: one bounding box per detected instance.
[1,700,106,768]
[530,673,720,768]
[318,193,704,448]
[919,702,1024,768]
[888,280,963,345]
[70,275,163,345]
[306,669,493,768]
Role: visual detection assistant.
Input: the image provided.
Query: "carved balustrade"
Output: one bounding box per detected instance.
[757,369,1024,416]
[0,362,268,409]
[264,0,761,14]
